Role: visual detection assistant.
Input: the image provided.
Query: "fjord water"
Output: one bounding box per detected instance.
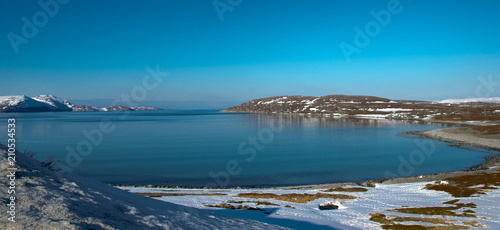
[1,110,492,187]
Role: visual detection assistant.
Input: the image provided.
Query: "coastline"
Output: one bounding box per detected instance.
[115,124,500,190]
[413,127,500,151]
[112,120,500,190]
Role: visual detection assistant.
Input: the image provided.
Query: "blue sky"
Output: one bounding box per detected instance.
[1,0,500,109]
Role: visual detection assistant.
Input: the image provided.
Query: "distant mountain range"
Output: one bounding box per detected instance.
[221,95,500,121]
[0,95,163,113]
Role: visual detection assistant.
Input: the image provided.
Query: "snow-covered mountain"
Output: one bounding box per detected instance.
[436,97,500,104]
[32,95,73,111]
[0,95,63,112]
[0,95,163,113]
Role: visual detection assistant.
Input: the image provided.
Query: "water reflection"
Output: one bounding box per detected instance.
[245,113,426,129]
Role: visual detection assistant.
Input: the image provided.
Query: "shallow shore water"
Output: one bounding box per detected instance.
[277,125,500,190]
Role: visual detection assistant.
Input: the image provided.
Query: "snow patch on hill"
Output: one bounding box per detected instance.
[33,95,73,111]
[437,97,500,104]
[0,95,28,108]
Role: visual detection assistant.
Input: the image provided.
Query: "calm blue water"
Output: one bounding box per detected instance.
[0,110,494,187]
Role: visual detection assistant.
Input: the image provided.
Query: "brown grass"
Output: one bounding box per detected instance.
[136,192,226,197]
[463,209,475,214]
[388,199,477,218]
[370,213,394,225]
[204,203,263,211]
[432,113,500,122]
[323,187,368,192]
[392,216,450,225]
[442,199,460,205]
[388,206,476,218]
[455,202,477,209]
[370,212,452,224]
[234,192,356,204]
[462,220,485,228]
[470,125,500,135]
[447,172,500,187]
[227,200,279,206]
[425,172,500,197]
[369,213,470,230]
[425,185,484,197]
[381,224,469,230]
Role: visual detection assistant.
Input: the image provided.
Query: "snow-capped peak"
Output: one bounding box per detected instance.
[436,97,500,104]
[0,95,30,107]
[0,95,72,112]
[33,94,64,102]
[33,95,73,110]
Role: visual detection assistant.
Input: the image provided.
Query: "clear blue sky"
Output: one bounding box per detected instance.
[1,0,500,109]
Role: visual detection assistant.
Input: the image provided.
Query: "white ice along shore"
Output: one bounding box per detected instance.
[0,145,287,230]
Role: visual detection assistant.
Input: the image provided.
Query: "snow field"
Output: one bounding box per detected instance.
[121,182,500,229]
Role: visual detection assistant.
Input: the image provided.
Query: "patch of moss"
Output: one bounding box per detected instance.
[369,213,468,230]
[425,172,500,197]
[389,206,476,218]
[380,223,468,230]
[323,187,368,192]
[204,203,263,211]
[235,192,356,204]
[425,184,483,197]
[136,192,226,197]
[442,199,460,205]
[227,200,279,206]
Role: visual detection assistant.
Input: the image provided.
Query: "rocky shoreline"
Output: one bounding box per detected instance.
[414,128,500,151]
